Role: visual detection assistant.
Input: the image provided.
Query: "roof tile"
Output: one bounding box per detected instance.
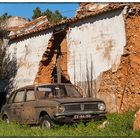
[8,4,127,40]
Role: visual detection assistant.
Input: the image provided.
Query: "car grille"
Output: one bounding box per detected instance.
[64,102,99,112]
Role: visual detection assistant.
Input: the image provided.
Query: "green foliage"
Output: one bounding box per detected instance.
[32,7,42,20]
[32,7,66,24]
[98,111,135,137]
[0,110,140,137]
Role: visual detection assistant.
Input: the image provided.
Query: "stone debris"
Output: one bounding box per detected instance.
[133,109,140,131]
[98,120,110,129]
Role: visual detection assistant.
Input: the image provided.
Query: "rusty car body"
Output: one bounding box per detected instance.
[1,83,107,128]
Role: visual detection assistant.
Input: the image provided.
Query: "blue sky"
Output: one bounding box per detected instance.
[0,3,79,20]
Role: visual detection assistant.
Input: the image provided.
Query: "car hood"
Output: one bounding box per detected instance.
[51,97,104,104]
[36,97,104,107]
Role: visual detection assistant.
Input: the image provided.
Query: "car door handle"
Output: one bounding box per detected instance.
[20,104,23,107]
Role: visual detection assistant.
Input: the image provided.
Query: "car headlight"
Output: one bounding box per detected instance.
[98,102,106,111]
[57,105,65,113]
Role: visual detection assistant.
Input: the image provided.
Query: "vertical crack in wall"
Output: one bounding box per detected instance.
[34,29,70,84]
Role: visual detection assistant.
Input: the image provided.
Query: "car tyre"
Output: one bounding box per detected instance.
[40,115,53,129]
[3,115,10,124]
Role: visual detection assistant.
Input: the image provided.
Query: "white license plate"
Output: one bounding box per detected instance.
[74,114,91,119]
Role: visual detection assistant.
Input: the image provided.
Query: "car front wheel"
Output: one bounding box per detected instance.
[3,115,10,124]
[40,115,53,129]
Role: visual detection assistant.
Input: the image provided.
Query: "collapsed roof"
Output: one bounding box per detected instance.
[7,3,128,40]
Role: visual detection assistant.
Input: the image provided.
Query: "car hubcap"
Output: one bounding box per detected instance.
[42,120,51,129]
[4,117,9,124]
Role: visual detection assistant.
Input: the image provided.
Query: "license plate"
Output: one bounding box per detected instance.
[74,114,91,119]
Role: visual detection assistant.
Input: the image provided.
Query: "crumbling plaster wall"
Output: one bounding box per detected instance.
[99,14,140,113]
[5,7,129,113]
[7,31,52,90]
[67,8,126,99]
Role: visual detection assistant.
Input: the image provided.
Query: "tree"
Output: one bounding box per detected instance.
[42,9,53,21]
[32,7,67,23]
[32,7,42,19]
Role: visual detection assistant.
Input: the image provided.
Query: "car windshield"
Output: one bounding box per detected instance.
[37,85,82,99]
[65,85,82,98]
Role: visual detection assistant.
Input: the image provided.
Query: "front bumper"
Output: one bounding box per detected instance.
[53,111,107,123]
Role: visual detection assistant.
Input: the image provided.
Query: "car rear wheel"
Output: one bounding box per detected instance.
[40,115,53,129]
[3,115,10,124]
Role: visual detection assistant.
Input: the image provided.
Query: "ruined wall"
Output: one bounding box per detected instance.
[35,30,70,84]
[5,6,138,113]
[67,8,126,100]
[0,16,28,29]
[98,15,140,112]
[76,3,109,17]
[5,8,128,109]
[6,28,70,91]
[7,31,52,90]
[4,5,140,113]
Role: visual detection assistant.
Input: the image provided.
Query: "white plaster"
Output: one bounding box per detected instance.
[7,32,52,89]
[67,9,126,85]
[5,8,126,96]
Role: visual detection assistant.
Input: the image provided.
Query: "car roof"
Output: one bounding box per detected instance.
[37,83,73,87]
[13,83,74,92]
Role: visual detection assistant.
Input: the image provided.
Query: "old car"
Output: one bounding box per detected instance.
[1,83,107,128]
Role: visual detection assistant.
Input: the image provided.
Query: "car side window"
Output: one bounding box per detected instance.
[13,90,25,103]
[26,90,35,101]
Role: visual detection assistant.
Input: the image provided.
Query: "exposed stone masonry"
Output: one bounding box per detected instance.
[98,5,140,112]
[76,3,109,17]
[34,30,70,84]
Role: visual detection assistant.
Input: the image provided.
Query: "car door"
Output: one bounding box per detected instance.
[21,88,37,124]
[4,93,15,121]
[11,89,25,122]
